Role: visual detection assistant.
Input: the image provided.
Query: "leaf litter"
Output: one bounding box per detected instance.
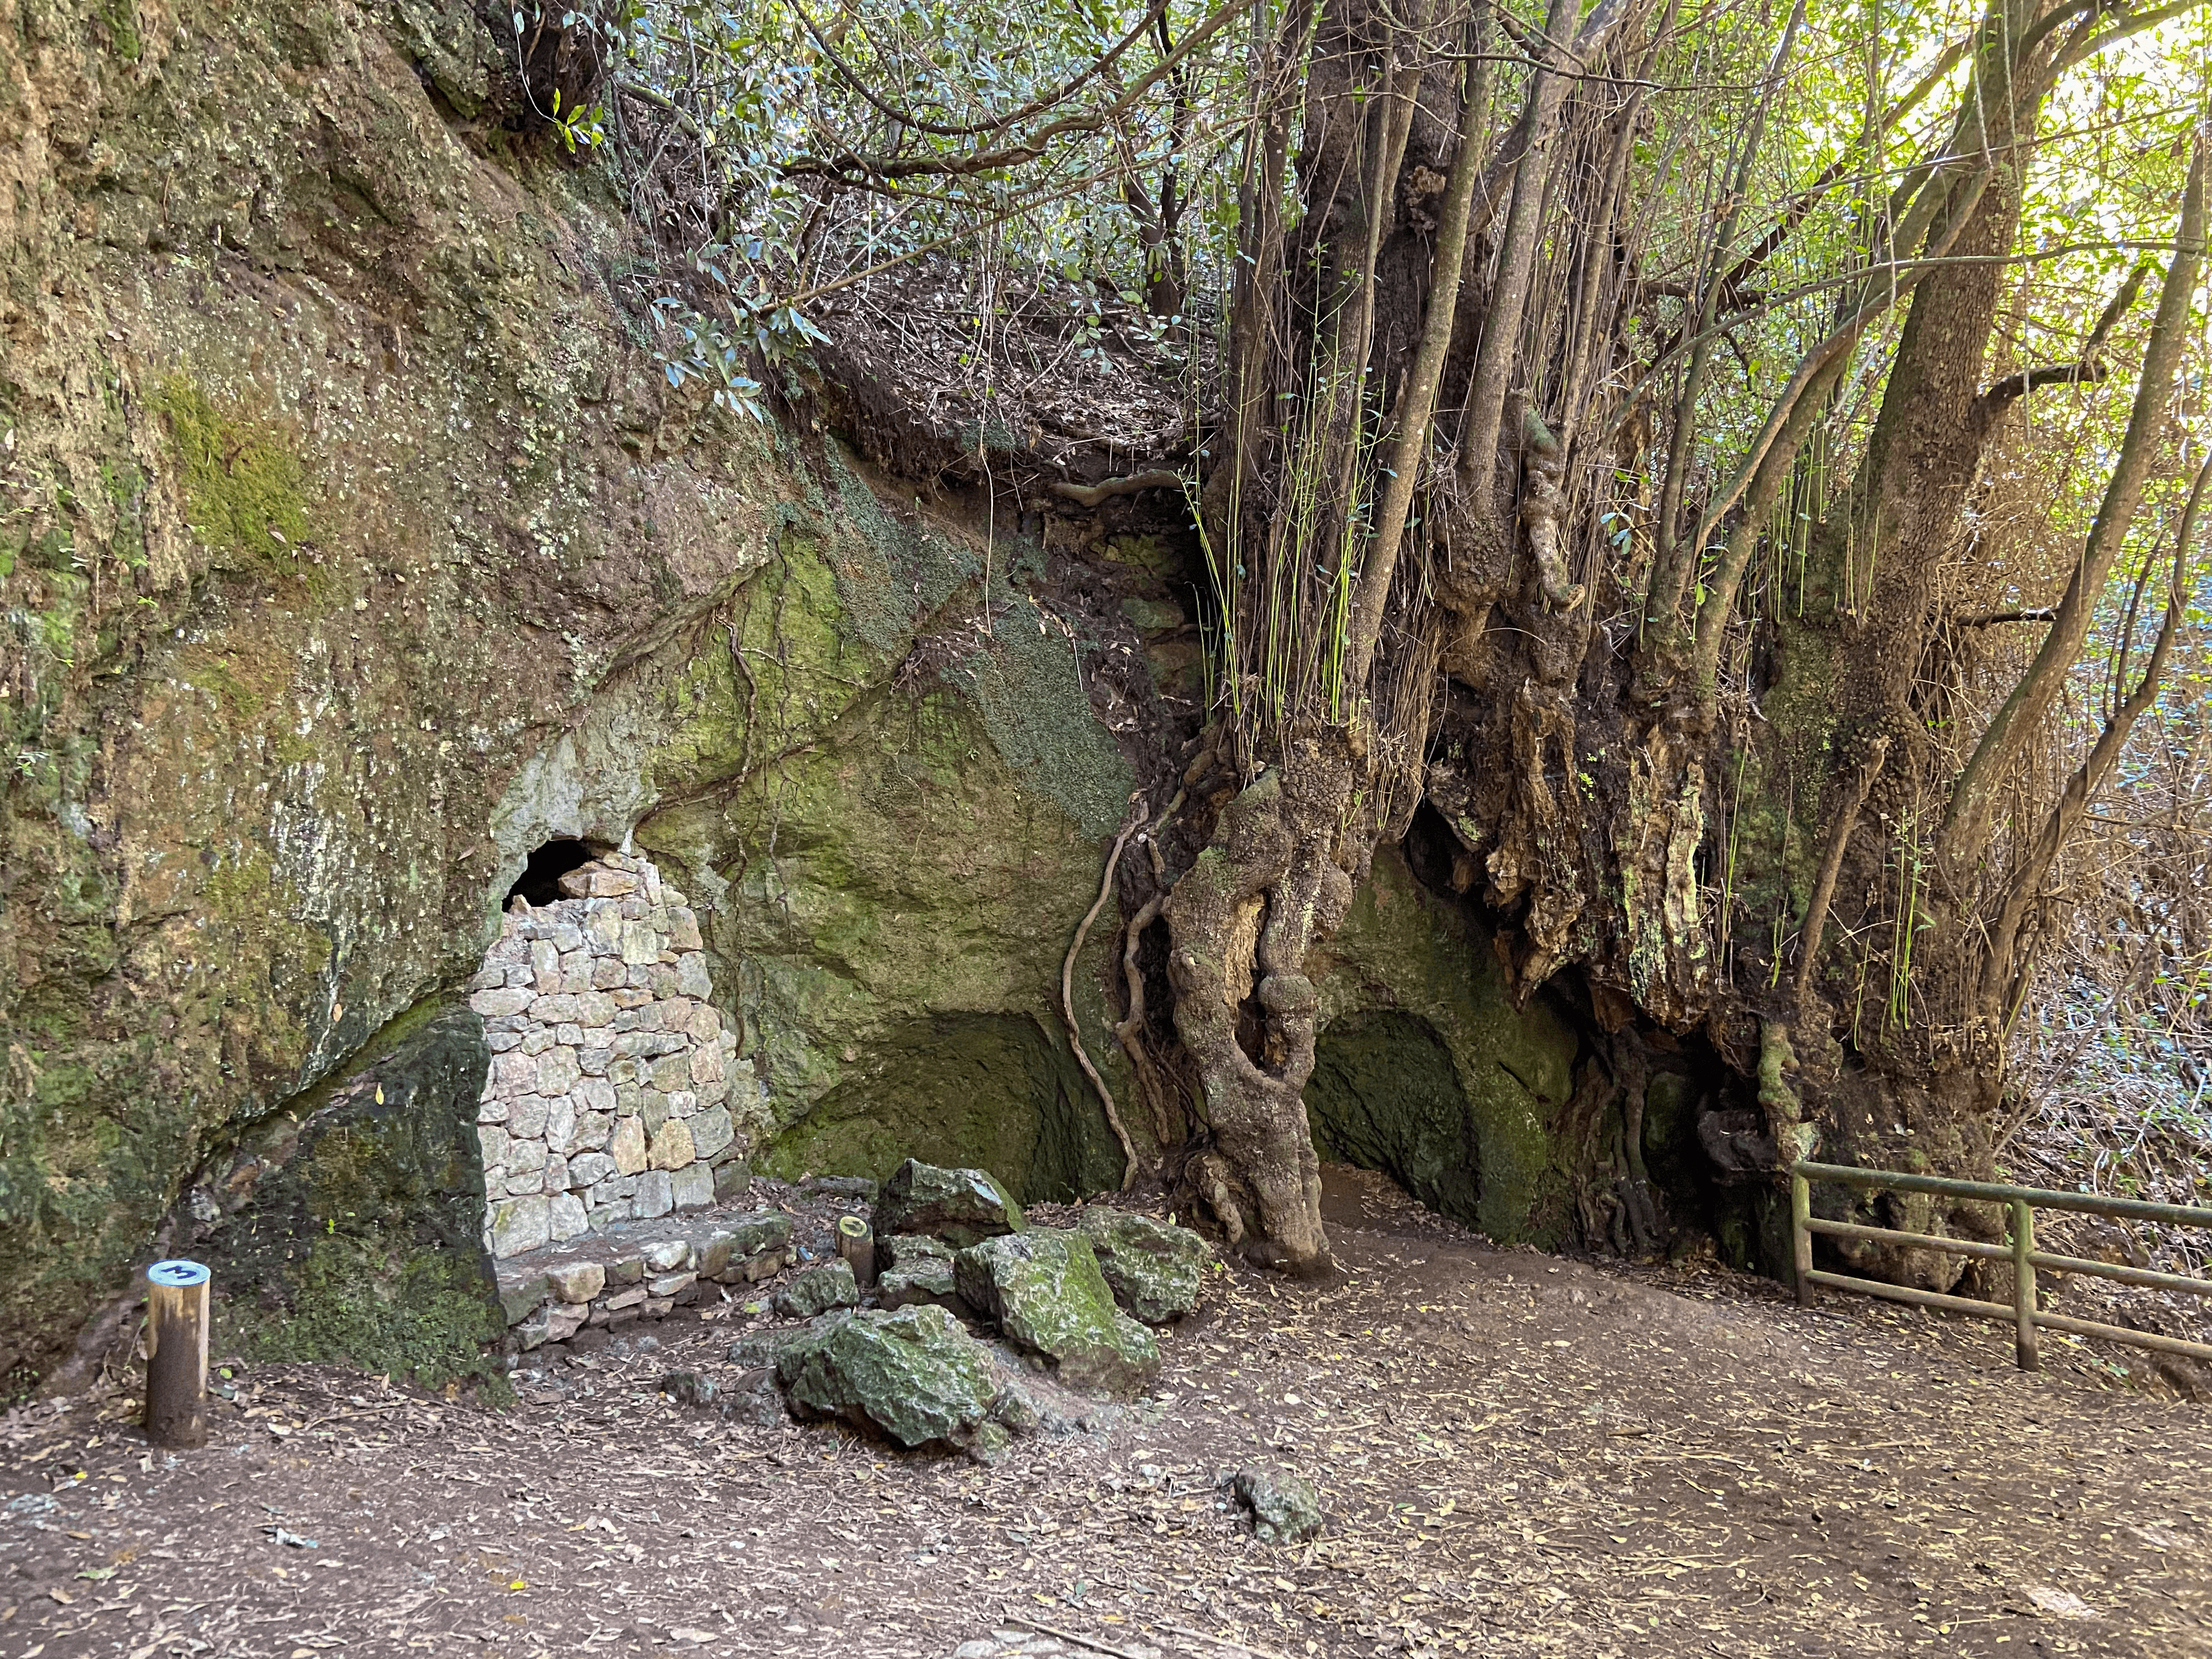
[0,1165,2203,1657]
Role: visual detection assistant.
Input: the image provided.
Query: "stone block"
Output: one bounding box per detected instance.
[535,1047,582,1096]
[578,1046,612,1077]
[569,1152,618,1188]
[688,1003,722,1043]
[636,1170,675,1218]
[574,991,616,1028]
[668,907,703,950]
[666,1088,698,1120]
[643,1296,675,1319]
[590,868,639,897]
[498,1271,548,1324]
[643,1240,692,1273]
[515,1305,551,1351]
[490,1050,536,1095]
[690,1107,734,1161]
[601,1284,647,1313]
[650,1054,692,1092]
[570,1112,613,1155]
[546,1303,589,1343]
[585,906,624,952]
[671,1162,714,1210]
[610,1116,648,1175]
[549,1192,588,1241]
[470,987,532,1018]
[529,992,577,1024]
[689,1046,724,1088]
[548,1261,605,1303]
[590,955,627,990]
[531,938,561,990]
[639,1088,671,1134]
[486,1030,522,1054]
[521,1028,554,1056]
[478,1126,509,1169]
[572,1075,615,1115]
[551,922,585,952]
[607,1252,645,1286]
[507,1136,547,1175]
[544,1094,577,1152]
[649,1271,697,1298]
[714,1161,751,1202]
[676,955,713,998]
[505,963,535,988]
[619,920,662,966]
[510,1096,549,1139]
[647,1118,696,1171]
[490,1196,551,1259]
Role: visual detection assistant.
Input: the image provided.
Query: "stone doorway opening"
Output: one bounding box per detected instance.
[469,847,748,1258]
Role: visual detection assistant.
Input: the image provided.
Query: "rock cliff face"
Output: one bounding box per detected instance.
[0,0,1589,1392]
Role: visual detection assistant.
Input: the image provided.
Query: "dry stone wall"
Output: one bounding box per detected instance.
[469,851,748,1257]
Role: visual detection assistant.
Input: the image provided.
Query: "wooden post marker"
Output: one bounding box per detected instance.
[145,1259,211,1449]
[836,1214,876,1289]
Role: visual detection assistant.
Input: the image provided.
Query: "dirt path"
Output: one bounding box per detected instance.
[3,1168,2204,1658]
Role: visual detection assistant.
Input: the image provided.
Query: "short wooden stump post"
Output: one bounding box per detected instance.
[836,1214,877,1289]
[145,1260,211,1449]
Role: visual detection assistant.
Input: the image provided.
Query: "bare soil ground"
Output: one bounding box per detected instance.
[3,1166,2205,1659]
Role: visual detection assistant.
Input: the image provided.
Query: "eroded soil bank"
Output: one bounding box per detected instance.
[2,1168,2203,1658]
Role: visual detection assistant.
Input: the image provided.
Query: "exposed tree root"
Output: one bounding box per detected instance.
[1063,804,1147,1189]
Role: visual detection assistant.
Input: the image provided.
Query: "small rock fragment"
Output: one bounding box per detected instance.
[1230,1464,1324,1543]
[876,1234,965,1312]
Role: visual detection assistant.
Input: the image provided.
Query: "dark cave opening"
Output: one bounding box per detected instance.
[505,839,599,909]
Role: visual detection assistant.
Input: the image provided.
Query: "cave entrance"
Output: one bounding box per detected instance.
[505,839,599,908]
[1305,1011,1483,1229]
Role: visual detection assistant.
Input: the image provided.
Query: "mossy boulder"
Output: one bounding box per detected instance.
[874,1159,1028,1249]
[876,1235,963,1312]
[775,1305,998,1450]
[773,1260,859,1319]
[1077,1209,1210,1324]
[955,1229,1159,1399]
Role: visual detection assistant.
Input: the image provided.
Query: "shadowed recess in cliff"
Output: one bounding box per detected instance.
[1305,1012,1485,1229]
[506,838,599,908]
[756,1013,1124,1202]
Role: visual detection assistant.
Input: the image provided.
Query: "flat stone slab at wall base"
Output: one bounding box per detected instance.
[498,1200,794,1350]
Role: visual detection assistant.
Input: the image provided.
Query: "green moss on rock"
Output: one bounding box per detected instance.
[190,1009,503,1388]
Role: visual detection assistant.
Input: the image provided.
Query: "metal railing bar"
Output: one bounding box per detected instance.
[2032,1309,2212,1364]
[1794,1161,2212,1229]
[1805,1217,2012,1261]
[1803,1268,2016,1323]
[2028,1249,2212,1299]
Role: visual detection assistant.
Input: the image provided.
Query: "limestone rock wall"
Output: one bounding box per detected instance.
[471,852,747,1256]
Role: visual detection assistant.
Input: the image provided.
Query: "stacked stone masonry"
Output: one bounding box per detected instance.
[495,1202,795,1350]
[471,851,749,1257]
